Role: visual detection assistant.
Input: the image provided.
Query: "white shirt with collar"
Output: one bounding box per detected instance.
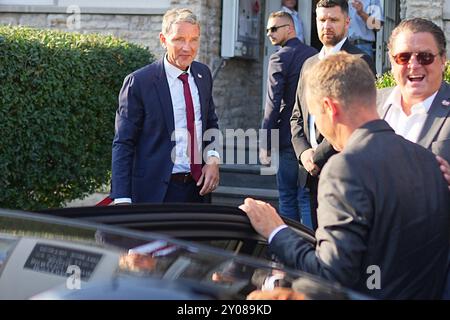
[382,86,438,143]
[317,37,347,60]
[163,56,203,174]
[114,57,219,205]
[309,37,348,148]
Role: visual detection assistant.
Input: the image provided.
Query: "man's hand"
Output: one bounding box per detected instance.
[239,198,284,239]
[119,253,156,272]
[300,148,321,176]
[351,0,364,14]
[259,148,271,166]
[437,156,450,191]
[247,287,306,300]
[197,156,220,196]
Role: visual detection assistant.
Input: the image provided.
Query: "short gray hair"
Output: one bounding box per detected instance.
[162,8,200,35]
[304,52,376,112]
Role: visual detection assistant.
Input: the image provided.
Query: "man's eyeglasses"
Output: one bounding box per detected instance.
[392,52,439,66]
[266,24,290,33]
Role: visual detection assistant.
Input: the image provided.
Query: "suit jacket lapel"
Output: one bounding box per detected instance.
[155,59,175,138]
[191,63,207,132]
[340,38,351,52]
[417,82,450,148]
[377,87,395,119]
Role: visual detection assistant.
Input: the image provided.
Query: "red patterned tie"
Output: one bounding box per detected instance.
[178,73,202,182]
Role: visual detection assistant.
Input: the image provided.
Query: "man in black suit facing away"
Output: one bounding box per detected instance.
[290,0,376,229]
[260,11,317,226]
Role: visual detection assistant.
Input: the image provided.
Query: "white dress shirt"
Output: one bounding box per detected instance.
[164,57,203,174]
[382,86,437,143]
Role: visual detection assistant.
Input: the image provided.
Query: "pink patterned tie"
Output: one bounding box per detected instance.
[178,73,202,182]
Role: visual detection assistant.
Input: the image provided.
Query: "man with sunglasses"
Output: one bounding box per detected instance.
[261,11,317,226]
[377,18,450,163]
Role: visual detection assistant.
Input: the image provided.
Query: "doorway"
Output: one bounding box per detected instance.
[376,0,401,74]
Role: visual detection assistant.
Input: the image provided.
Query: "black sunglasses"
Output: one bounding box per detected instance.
[392,52,439,66]
[266,24,290,33]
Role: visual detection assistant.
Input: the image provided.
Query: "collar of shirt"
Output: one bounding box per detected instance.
[281,6,297,16]
[383,86,438,116]
[164,55,192,86]
[318,37,347,60]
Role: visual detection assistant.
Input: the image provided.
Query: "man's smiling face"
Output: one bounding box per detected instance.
[390,31,446,107]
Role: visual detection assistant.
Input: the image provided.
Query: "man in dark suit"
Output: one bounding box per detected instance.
[377,18,450,163]
[111,8,220,204]
[241,53,450,299]
[290,0,376,229]
[260,11,317,226]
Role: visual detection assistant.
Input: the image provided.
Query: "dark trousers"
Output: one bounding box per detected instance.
[163,179,204,203]
[307,175,319,231]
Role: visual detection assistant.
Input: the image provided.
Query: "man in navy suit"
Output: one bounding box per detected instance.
[260,11,317,226]
[111,8,220,204]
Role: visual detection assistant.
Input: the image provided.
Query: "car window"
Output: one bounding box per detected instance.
[0,211,361,300]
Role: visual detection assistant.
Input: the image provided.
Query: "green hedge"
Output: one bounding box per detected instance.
[0,26,154,210]
[376,61,450,88]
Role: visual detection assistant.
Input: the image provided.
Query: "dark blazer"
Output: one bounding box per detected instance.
[110,59,219,203]
[271,120,450,299]
[377,81,450,162]
[262,38,318,150]
[290,39,376,186]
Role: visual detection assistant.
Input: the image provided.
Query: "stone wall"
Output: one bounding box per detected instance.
[403,0,444,26]
[401,0,450,58]
[444,0,450,58]
[0,0,263,131]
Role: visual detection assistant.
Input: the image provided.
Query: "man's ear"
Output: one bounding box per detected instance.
[323,97,339,119]
[159,32,166,49]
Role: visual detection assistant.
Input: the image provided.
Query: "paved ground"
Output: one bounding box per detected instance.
[65,193,109,207]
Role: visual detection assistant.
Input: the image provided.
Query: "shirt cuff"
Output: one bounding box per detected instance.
[207,150,220,160]
[268,225,288,244]
[114,198,132,204]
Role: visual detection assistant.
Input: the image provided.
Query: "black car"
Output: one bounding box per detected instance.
[0,205,368,299]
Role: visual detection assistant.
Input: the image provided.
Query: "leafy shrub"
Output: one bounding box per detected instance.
[0,26,154,210]
[376,61,450,89]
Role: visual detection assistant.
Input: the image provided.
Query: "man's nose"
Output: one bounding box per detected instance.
[181,41,192,50]
[408,54,422,68]
[323,20,332,28]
